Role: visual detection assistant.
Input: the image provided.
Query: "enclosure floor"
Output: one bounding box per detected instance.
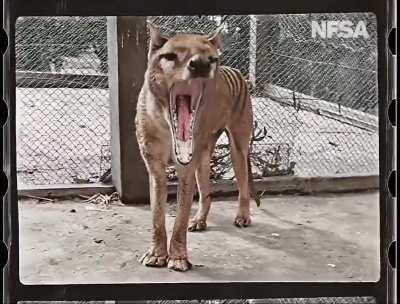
[19,191,379,284]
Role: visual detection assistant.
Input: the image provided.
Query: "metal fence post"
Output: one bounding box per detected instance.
[107,16,149,204]
[249,15,257,89]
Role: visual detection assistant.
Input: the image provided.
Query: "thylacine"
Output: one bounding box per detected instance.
[135,24,259,272]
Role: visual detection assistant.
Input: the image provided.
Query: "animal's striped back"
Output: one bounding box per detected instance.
[218,65,250,112]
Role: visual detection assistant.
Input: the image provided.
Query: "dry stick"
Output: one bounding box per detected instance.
[81,192,123,208]
[78,194,90,200]
[20,194,54,202]
[82,193,102,203]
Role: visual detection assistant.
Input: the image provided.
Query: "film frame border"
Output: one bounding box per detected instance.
[2,0,396,302]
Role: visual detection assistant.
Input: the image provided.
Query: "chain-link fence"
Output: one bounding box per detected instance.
[16,14,379,186]
[150,14,379,179]
[16,17,111,185]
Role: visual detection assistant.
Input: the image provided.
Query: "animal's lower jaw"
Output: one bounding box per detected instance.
[169,108,195,165]
[174,138,193,165]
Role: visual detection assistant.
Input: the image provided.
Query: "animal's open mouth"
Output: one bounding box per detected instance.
[169,79,204,165]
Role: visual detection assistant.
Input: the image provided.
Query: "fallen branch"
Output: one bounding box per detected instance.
[81,192,124,208]
[19,194,55,202]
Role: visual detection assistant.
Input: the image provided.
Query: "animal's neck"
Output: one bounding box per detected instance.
[145,75,168,105]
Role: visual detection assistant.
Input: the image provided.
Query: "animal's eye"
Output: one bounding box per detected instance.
[209,56,219,63]
[161,53,178,61]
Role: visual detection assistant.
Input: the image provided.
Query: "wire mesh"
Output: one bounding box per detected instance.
[150,14,379,179]
[16,17,110,185]
[16,14,379,186]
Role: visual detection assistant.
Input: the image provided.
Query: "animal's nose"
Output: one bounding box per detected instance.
[188,59,211,77]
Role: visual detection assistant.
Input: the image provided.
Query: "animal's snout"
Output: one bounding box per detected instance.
[188,58,211,78]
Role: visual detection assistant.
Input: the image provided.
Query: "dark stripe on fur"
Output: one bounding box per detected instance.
[224,68,240,96]
[220,67,235,93]
[220,66,250,113]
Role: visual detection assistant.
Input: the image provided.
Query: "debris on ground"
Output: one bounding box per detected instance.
[93,238,104,244]
[20,194,55,203]
[79,192,124,210]
[99,168,112,184]
[72,176,91,184]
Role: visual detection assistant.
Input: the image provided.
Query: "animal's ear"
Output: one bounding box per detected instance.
[148,22,168,53]
[207,27,223,48]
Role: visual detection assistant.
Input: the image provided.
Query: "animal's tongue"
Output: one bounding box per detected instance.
[176,95,191,142]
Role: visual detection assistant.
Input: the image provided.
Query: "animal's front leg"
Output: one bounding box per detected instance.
[140,159,169,267]
[168,168,196,271]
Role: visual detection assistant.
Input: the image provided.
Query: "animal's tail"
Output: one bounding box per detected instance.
[247,154,261,207]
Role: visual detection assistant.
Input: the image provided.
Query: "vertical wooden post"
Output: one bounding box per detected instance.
[107,16,149,204]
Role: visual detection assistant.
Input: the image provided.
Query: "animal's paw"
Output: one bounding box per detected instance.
[188,218,207,232]
[234,214,251,228]
[139,250,168,267]
[167,257,192,272]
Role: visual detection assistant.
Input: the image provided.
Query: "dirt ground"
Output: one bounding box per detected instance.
[19,191,379,284]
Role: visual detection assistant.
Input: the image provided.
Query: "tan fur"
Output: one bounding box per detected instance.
[136,25,255,271]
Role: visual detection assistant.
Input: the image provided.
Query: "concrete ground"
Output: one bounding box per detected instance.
[19,191,379,284]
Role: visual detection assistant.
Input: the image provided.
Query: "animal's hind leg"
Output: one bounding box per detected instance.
[188,131,221,232]
[227,127,252,228]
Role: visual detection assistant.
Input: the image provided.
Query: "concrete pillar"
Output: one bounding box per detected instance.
[107,16,149,203]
